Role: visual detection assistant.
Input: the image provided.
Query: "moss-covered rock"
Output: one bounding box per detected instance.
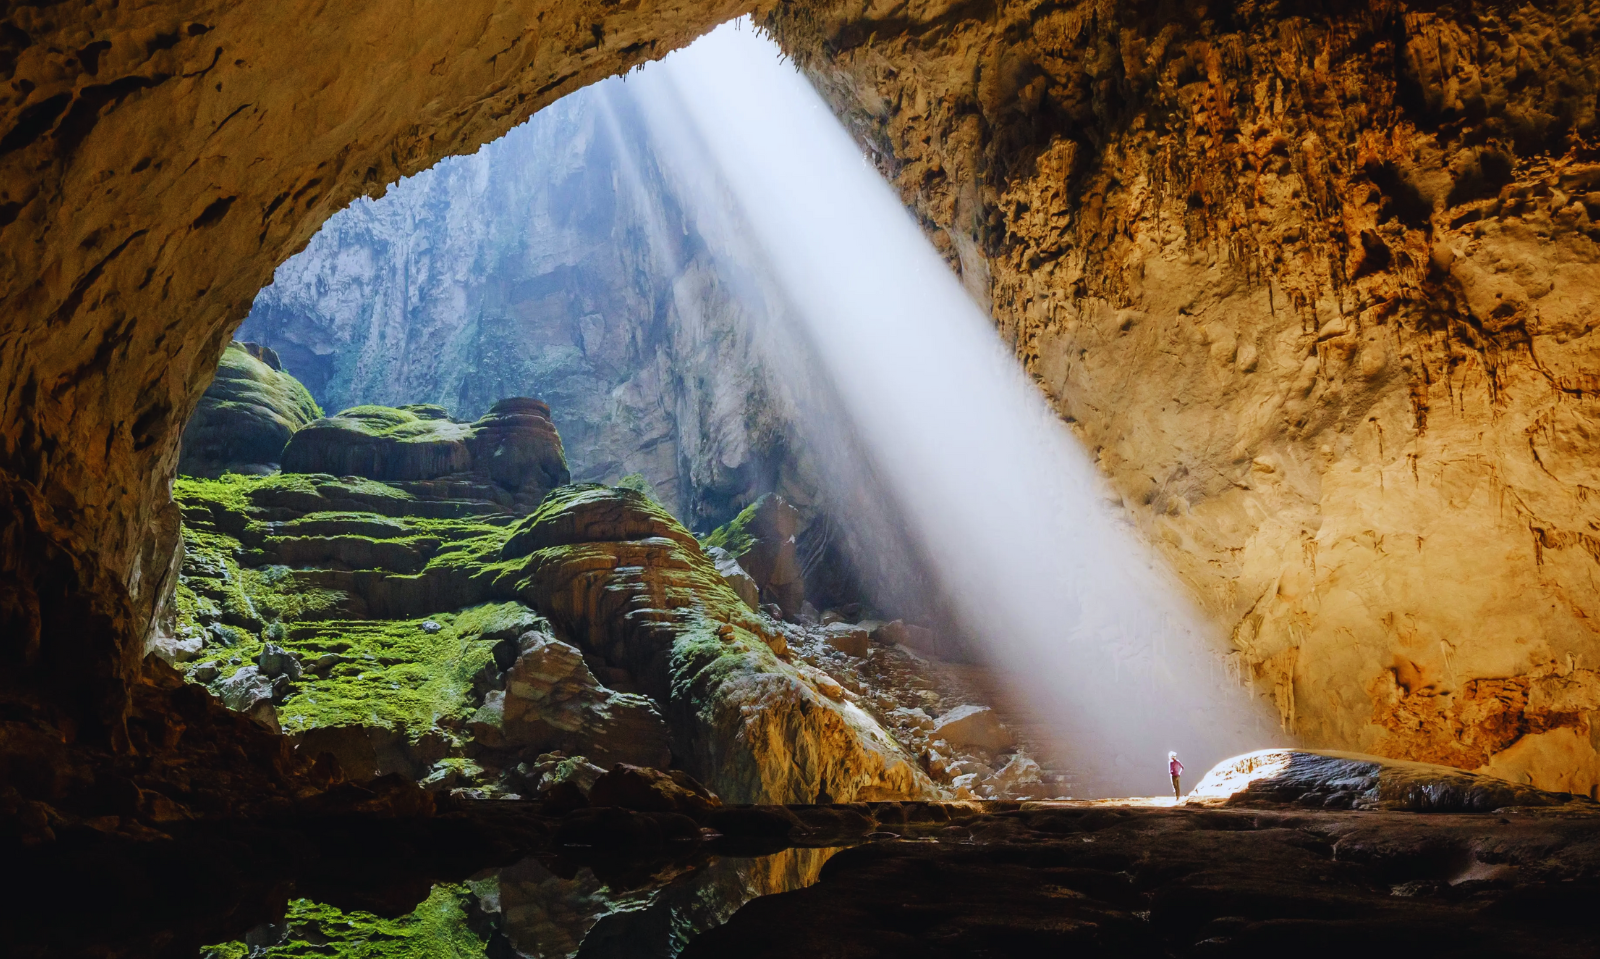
[170,473,932,802]
[698,493,806,615]
[177,342,322,477]
[281,405,476,481]
[202,885,488,959]
[494,485,936,803]
[280,398,571,510]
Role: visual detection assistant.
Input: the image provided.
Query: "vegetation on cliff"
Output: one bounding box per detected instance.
[178,343,324,477]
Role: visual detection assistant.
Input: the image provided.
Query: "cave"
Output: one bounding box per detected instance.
[6,1,1600,957]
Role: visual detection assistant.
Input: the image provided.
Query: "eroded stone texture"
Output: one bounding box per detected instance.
[0,0,754,749]
[236,86,806,528]
[768,0,1600,792]
[177,342,321,477]
[1189,747,1591,812]
[496,485,939,802]
[279,398,570,508]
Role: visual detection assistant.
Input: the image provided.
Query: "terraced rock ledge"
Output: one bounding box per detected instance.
[164,462,933,805]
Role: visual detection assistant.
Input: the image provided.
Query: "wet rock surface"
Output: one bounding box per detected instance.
[11,795,1600,959]
[687,802,1600,959]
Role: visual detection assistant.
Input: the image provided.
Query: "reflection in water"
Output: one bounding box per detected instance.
[206,847,840,958]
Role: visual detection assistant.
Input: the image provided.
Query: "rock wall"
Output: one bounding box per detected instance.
[0,0,754,743]
[766,0,1600,793]
[238,82,799,527]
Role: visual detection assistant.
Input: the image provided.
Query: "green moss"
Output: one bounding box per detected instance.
[698,497,762,559]
[322,405,475,444]
[174,473,260,518]
[202,885,489,959]
[271,602,537,735]
[212,342,323,425]
[616,472,660,503]
[241,565,346,621]
[174,526,262,630]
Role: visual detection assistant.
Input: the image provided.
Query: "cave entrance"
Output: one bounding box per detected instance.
[167,20,1267,846]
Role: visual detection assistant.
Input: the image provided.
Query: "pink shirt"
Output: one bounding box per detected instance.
[1169,758,1184,776]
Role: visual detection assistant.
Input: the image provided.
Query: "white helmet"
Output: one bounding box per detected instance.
[1168,751,1177,758]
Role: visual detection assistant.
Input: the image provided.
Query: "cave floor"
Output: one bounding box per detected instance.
[13,798,1600,958]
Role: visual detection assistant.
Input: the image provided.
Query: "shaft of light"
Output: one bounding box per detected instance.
[621,22,1275,796]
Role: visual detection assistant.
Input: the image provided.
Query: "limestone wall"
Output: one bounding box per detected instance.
[766,0,1600,793]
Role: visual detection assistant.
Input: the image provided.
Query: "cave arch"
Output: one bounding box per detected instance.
[6,0,1600,797]
[0,0,754,736]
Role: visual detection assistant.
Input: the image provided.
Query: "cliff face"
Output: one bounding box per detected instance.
[767,1,1600,792]
[0,0,753,743]
[237,84,796,526]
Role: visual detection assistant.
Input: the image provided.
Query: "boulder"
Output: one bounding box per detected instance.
[281,405,475,481]
[298,725,383,782]
[872,619,956,660]
[931,705,1015,752]
[177,341,323,477]
[466,398,571,509]
[257,643,302,680]
[822,622,870,658]
[216,665,275,714]
[701,494,807,616]
[707,546,761,611]
[472,629,672,769]
[526,753,608,795]
[147,628,205,666]
[587,763,721,814]
[990,753,1047,800]
[1188,748,1590,811]
[295,725,425,782]
[214,666,282,732]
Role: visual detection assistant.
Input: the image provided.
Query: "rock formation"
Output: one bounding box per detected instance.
[177,342,321,477]
[8,0,1600,825]
[700,494,809,616]
[766,1,1600,793]
[236,82,805,529]
[170,435,934,802]
[0,0,758,776]
[498,484,937,802]
[1189,747,1590,812]
[280,398,570,510]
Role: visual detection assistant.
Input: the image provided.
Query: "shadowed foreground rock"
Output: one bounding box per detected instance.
[685,801,1600,959]
[14,793,1600,959]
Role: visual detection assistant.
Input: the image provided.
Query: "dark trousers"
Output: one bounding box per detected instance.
[1171,774,1181,799]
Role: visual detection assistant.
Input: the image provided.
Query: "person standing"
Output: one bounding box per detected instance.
[1168,751,1185,800]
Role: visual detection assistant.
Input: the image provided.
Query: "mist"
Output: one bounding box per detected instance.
[599,22,1278,795]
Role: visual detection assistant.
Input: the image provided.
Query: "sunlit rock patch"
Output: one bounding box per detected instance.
[1187,748,1599,812]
